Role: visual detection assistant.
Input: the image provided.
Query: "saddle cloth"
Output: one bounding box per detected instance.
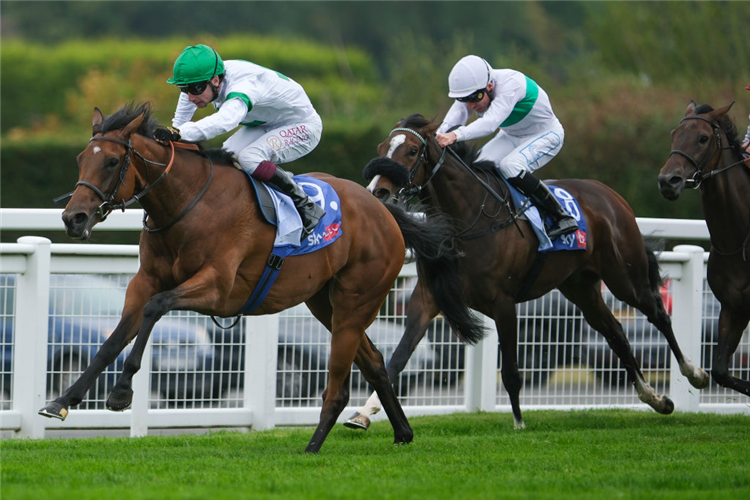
[506,182,587,252]
[244,173,343,254]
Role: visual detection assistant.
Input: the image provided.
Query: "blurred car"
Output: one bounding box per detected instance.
[581,282,749,385]
[0,274,215,408]
[210,303,438,403]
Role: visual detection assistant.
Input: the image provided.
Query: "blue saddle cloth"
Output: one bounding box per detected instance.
[236,174,343,315]
[505,181,587,252]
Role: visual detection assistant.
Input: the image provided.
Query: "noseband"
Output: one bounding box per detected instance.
[55,135,212,233]
[390,127,447,197]
[668,115,740,188]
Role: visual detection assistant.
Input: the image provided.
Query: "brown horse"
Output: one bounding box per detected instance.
[658,101,750,396]
[37,103,483,453]
[346,113,710,431]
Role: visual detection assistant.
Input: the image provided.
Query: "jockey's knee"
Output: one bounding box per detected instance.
[497,157,526,179]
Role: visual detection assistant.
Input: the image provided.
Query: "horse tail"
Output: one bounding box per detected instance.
[384,203,486,345]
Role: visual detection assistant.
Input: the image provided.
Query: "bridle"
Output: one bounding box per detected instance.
[389,126,530,240]
[670,114,750,260]
[668,115,744,188]
[391,127,447,197]
[55,135,213,233]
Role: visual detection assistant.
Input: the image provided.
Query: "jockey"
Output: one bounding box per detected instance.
[436,55,577,238]
[157,44,325,236]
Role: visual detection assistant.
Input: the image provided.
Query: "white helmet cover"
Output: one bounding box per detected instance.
[448,55,492,98]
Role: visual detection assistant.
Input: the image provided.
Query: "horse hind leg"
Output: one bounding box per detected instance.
[559,280,675,415]
[353,334,413,444]
[345,281,440,431]
[636,287,709,389]
[605,251,709,390]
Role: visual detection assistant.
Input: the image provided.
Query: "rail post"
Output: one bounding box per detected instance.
[12,236,51,438]
[669,244,706,412]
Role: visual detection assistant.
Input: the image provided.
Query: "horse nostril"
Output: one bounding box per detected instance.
[64,212,89,229]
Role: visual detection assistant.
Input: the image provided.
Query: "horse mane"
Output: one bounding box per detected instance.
[101,102,235,165]
[694,103,743,155]
[399,113,494,171]
[100,102,158,137]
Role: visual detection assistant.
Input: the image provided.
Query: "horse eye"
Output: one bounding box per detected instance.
[409,147,418,156]
[106,158,119,168]
[699,135,709,144]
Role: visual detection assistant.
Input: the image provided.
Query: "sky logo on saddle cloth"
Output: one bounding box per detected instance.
[507,183,587,252]
[236,174,342,315]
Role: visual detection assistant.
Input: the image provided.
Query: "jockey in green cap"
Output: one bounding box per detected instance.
[159,44,325,237]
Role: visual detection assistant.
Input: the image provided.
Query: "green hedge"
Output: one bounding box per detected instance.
[0,121,389,210]
[0,36,381,135]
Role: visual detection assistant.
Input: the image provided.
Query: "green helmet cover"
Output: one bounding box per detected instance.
[167,44,225,85]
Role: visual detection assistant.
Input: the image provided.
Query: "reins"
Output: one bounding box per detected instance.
[394,126,530,240]
[55,136,212,233]
[671,114,750,260]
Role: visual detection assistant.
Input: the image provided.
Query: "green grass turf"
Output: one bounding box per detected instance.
[2,409,750,500]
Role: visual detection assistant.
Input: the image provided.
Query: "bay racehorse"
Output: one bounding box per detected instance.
[346,113,710,431]
[37,103,484,453]
[658,100,750,396]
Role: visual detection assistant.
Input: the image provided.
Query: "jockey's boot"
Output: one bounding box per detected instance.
[507,171,577,239]
[267,163,326,236]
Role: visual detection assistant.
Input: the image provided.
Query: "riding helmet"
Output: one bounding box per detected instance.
[448,55,492,98]
[167,44,225,85]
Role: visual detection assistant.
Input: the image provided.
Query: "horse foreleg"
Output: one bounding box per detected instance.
[712,307,750,396]
[106,291,172,412]
[494,300,525,429]
[39,277,150,420]
[38,313,142,420]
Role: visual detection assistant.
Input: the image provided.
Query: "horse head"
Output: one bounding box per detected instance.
[62,104,156,239]
[658,101,735,200]
[364,115,440,202]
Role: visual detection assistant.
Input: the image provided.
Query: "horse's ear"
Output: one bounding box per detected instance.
[121,113,145,139]
[424,123,440,136]
[711,101,735,121]
[685,100,697,116]
[92,108,104,135]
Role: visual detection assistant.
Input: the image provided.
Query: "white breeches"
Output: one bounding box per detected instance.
[477,122,564,179]
[223,115,323,174]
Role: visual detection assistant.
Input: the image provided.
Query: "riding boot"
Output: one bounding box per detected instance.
[267,163,326,236]
[507,171,578,239]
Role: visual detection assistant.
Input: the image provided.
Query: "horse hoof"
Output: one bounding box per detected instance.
[691,368,710,389]
[38,402,69,420]
[106,388,134,412]
[658,396,675,415]
[343,413,370,431]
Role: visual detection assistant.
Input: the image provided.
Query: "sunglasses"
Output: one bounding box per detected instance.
[178,80,210,96]
[457,89,486,103]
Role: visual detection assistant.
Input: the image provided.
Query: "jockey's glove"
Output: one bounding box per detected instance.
[153,126,181,146]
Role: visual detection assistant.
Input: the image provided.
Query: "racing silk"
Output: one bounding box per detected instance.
[172,60,319,142]
[438,69,560,142]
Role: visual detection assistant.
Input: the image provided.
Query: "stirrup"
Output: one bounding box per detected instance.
[547,217,578,239]
[299,203,325,235]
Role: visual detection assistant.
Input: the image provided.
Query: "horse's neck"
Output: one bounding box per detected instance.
[131,139,197,221]
[700,150,750,247]
[422,155,506,221]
